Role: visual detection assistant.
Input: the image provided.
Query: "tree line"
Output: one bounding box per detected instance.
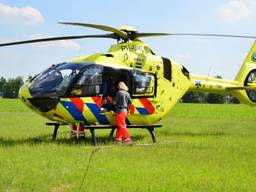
[181,91,240,104]
[0,76,24,98]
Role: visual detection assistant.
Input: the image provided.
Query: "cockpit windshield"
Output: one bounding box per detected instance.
[29,62,89,97]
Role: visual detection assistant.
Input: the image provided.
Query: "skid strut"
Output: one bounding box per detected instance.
[46,123,162,145]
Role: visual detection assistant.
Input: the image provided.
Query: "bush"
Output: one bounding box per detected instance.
[1,77,24,98]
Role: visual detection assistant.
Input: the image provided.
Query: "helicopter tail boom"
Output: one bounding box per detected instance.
[189,75,238,94]
[189,41,256,105]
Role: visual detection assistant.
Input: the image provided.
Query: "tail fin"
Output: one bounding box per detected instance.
[233,41,256,105]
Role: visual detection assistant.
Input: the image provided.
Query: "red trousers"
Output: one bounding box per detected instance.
[71,123,85,138]
[115,112,130,140]
[72,123,85,132]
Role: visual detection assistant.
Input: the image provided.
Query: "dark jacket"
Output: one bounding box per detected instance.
[114,90,131,113]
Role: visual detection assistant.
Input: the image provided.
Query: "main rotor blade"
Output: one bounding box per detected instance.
[0,34,116,47]
[170,33,256,39]
[132,33,171,39]
[59,22,129,40]
[127,32,256,40]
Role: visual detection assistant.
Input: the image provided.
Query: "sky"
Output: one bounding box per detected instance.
[0,0,256,80]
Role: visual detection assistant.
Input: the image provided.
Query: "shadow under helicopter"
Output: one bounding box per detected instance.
[0,134,146,147]
[0,131,226,147]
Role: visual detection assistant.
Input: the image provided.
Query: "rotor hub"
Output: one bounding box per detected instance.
[117,26,138,33]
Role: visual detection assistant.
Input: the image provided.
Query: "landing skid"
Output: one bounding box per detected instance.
[46,123,162,145]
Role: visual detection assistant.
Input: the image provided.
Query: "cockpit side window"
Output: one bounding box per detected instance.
[70,65,103,96]
[131,71,156,98]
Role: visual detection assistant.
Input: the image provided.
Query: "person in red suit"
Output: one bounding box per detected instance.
[113,82,132,145]
[71,123,85,139]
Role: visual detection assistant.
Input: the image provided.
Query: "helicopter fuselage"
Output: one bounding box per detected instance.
[19,39,256,126]
[19,41,192,125]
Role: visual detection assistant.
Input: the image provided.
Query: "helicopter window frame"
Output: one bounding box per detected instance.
[131,70,157,98]
[69,64,104,97]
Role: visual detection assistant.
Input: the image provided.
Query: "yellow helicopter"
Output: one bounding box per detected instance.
[1,22,256,144]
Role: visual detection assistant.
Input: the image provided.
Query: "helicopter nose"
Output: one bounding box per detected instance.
[19,82,60,113]
[18,82,33,107]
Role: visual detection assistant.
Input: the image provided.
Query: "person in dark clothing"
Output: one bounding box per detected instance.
[101,76,118,98]
[101,76,117,111]
[113,82,132,145]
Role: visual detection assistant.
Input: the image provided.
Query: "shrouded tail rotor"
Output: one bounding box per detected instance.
[244,69,256,102]
[231,41,256,105]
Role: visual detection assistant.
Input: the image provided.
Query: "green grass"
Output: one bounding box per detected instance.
[0,99,256,191]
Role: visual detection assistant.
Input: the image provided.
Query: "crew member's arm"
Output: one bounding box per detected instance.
[127,93,132,113]
[113,92,118,105]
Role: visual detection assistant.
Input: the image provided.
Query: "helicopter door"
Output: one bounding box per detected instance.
[131,71,156,98]
[69,65,131,98]
[101,67,131,98]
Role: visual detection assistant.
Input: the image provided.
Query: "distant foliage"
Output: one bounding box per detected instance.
[206,92,225,104]
[229,95,240,104]
[182,91,240,104]
[0,76,24,98]
[0,77,6,93]
[206,75,225,104]
[182,91,207,103]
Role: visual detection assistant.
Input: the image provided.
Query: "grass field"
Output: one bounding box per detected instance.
[0,99,256,192]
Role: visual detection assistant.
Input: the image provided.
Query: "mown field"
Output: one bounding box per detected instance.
[0,99,256,192]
